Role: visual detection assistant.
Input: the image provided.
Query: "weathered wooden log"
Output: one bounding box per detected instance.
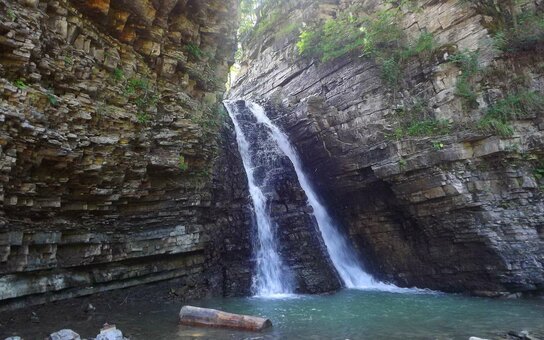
[179,306,272,332]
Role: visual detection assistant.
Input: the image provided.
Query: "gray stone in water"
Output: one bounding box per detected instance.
[4,337,23,340]
[469,337,490,340]
[48,329,81,340]
[95,325,125,340]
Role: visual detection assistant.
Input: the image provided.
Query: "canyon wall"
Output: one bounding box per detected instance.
[230,0,544,296]
[0,0,254,309]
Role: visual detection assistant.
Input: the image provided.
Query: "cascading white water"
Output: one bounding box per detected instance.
[224,101,293,297]
[244,101,394,290]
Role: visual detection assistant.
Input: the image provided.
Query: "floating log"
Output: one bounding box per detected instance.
[179,306,272,332]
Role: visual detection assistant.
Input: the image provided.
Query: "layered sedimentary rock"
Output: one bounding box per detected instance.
[0,0,251,309]
[230,0,544,295]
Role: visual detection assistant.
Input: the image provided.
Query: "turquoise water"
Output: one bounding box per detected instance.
[4,290,544,339]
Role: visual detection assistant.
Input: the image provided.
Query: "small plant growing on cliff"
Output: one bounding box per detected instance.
[113,68,124,81]
[398,157,407,169]
[14,79,27,90]
[178,155,189,172]
[478,91,544,137]
[6,8,16,21]
[136,112,149,124]
[123,77,159,123]
[47,89,59,107]
[64,55,74,66]
[449,51,480,110]
[185,43,203,60]
[432,141,445,150]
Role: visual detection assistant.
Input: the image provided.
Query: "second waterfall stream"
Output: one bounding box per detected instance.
[225,100,394,296]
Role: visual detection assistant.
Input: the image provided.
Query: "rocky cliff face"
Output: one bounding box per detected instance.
[230,0,544,296]
[0,0,253,309]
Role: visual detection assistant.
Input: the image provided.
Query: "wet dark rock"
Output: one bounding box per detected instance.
[230,101,341,293]
[229,0,544,295]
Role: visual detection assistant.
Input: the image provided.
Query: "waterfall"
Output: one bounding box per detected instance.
[224,101,293,297]
[241,101,391,290]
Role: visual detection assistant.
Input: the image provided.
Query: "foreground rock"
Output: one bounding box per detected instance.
[95,324,127,340]
[49,329,80,340]
[179,306,272,331]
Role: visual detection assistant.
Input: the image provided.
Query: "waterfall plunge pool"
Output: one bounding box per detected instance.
[3,289,543,339]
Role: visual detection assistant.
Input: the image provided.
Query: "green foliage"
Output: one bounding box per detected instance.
[401,32,436,59]
[113,68,124,81]
[448,51,480,109]
[47,90,59,107]
[136,112,149,124]
[123,77,159,124]
[432,141,445,150]
[297,6,436,88]
[6,8,16,21]
[297,7,404,63]
[275,22,300,39]
[178,155,189,172]
[534,163,544,180]
[64,55,74,66]
[254,9,282,37]
[388,99,451,139]
[14,79,27,90]
[478,91,544,136]
[461,0,544,54]
[494,11,544,53]
[405,119,451,137]
[185,42,203,60]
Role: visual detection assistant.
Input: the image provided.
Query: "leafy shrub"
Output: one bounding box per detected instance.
[448,51,480,109]
[297,6,436,87]
[388,99,451,139]
[123,77,159,124]
[494,11,544,53]
[297,8,403,63]
[478,91,544,136]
